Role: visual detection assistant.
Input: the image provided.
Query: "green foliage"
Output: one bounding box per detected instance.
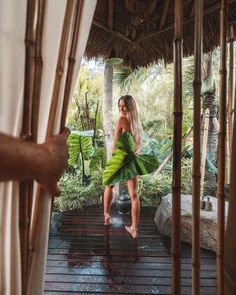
[68,133,94,166]
[67,63,103,131]
[138,173,172,206]
[55,171,103,211]
[138,158,192,206]
[89,147,107,173]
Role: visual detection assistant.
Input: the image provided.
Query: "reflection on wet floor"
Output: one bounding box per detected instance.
[45,205,216,294]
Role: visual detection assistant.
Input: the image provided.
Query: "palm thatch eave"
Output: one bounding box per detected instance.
[84,0,236,67]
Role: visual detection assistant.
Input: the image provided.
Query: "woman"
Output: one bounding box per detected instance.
[103,95,158,239]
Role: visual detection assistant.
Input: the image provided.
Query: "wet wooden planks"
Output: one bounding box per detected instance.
[44,205,216,294]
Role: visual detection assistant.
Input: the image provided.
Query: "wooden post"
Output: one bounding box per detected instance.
[172,0,182,294]
[200,109,210,195]
[192,0,203,294]
[217,0,228,294]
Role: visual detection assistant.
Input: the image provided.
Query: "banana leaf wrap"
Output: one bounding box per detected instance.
[103,132,159,186]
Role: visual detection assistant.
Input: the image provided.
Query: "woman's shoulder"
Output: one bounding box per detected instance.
[117,116,129,126]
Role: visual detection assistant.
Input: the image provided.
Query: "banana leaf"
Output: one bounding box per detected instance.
[103,132,159,186]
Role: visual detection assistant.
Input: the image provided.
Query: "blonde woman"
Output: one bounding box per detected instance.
[103,95,158,239]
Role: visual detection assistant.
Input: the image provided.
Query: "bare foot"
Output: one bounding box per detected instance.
[104,213,111,226]
[125,226,138,239]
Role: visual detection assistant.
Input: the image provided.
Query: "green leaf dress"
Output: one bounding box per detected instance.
[103,132,159,186]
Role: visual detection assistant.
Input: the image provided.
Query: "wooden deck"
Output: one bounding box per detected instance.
[44,205,216,294]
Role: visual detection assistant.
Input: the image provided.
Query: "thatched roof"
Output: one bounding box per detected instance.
[85,0,236,67]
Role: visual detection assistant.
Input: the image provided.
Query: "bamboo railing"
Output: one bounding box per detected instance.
[192,0,203,294]
[172,0,182,294]
[217,0,228,294]
[19,1,37,293]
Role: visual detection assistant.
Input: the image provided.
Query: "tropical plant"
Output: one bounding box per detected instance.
[55,171,103,211]
[67,63,103,131]
[138,157,192,206]
[89,147,107,174]
[68,131,94,182]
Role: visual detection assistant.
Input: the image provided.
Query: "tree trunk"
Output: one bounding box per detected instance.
[103,63,119,199]
[201,52,218,196]
[103,63,114,159]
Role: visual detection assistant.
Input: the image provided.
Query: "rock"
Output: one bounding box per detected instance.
[154,194,229,252]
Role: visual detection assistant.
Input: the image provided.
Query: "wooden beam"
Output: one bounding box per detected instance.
[159,0,170,30]
[137,0,236,43]
[108,0,113,29]
[93,20,133,43]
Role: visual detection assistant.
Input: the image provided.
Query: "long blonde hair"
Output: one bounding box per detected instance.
[118,95,143,148]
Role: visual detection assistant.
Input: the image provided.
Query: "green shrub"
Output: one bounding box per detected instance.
[138,158,192,206]
[54,171,103,211]
[138,173,172,206]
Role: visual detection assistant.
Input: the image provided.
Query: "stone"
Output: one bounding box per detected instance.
[154,194,229,252]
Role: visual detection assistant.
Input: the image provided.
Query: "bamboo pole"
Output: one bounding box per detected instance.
[29,0,74,252]
[31,0,46,142]
[46,0,75,138]
[228,25,234,148]
[19,0,37,293]
[24,1,46,293]
[217,0,228,294]
[172,0,183,294]
[192,0,203,294]
[155,125,193,175]
[226,25,235,182]
[60,0,84,131]
[200,109,210,196]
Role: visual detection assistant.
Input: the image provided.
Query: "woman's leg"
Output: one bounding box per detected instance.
[103,185,113,225]
[126,177,140,238]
